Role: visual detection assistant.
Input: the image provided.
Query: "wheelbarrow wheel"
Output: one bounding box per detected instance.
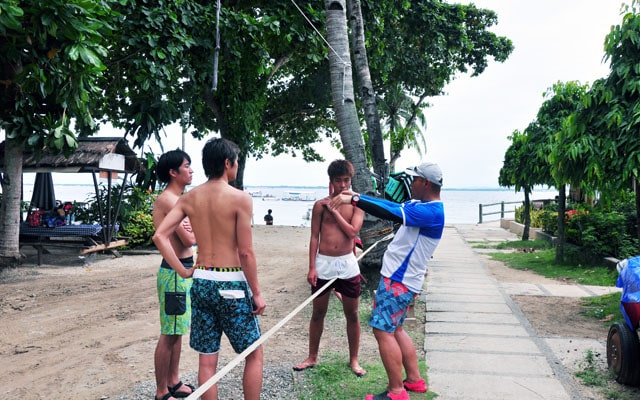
[607,321,640,386]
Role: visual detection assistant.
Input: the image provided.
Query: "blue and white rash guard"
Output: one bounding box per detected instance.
[358,194,444,293]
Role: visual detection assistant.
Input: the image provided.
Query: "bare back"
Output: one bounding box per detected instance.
[178,180,253,267]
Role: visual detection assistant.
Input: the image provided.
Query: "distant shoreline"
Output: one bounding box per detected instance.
[45,182,557,193]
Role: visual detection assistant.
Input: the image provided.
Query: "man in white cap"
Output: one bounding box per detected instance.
[329,162,445,400]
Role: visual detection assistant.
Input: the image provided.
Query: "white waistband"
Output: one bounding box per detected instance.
[193,269,246,282]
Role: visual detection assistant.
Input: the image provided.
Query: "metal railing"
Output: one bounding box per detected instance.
[478,198,557,223]
[478,201,522,224]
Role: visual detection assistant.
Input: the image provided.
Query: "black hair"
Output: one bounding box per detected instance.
[157,149,191,183]
[202,138,239,179]
[327,159,354,180]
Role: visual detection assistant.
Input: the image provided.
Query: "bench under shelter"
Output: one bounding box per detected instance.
[0,137,143,265]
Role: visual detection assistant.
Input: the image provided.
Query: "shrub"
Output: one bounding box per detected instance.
[73,183,158,249]
[121,210,155,247]
[514,205,547,228]
[579,211,637,260]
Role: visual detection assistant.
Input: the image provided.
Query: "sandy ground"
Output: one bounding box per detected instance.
[0,225,381,399]
[0,225,638,399]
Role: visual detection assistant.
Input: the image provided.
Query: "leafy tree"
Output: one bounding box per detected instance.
[377,84,428,172]
[0,0,114,266]
[564,1,640,245]
[499,129,534,240]
[525,82,588,261]
[88,1,336,190]
[362,0,513,173]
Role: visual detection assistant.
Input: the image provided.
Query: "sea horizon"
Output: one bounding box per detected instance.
[21,183,557,226]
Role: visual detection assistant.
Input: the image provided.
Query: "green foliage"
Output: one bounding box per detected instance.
[296,354,433,400]
[490,249,618,286]
[293,288,433,399]
[539,208,560,236]
[121,210,155,247]
[73,184,158,248]
[581,292,623,325]
[0,0,114,151]
[575,349,609,387]
[532,192,640,260]
[577,211,638,260]
[495,239,551,250]
[515,205,547,228]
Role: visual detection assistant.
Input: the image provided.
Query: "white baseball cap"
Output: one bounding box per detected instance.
[405,162,443,186]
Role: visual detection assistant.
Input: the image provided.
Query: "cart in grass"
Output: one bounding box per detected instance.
[607,256,640,386]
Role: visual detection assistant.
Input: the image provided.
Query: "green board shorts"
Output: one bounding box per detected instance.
[157,257,194,335]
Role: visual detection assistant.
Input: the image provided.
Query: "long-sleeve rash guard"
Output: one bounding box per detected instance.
[358,194,444,293]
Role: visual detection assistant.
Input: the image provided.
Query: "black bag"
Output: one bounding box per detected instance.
[165,273,186,315]
[165,292,187,315]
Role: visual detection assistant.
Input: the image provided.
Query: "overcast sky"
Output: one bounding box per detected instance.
[242,0,625,188]
[15,1,627,188]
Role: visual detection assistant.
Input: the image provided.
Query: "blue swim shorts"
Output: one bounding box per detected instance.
[189,268,261,354]
[369,277,417,333]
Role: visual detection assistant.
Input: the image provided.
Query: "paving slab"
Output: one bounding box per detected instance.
[423,223,584,399]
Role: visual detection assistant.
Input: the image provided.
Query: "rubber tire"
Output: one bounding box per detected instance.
[607,321,640,386]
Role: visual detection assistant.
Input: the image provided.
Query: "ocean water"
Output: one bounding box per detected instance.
[21,183,556,227]
[246,186,557,226]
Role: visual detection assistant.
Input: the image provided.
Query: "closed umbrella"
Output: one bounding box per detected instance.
[30,172,56,210]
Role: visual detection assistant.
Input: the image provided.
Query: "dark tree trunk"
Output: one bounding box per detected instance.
[349,0,386,190]
[522,188,531,241]
[0,137,24,268]
[556,186,566,263]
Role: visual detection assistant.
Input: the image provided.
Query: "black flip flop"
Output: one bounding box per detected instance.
[168,381,195,398]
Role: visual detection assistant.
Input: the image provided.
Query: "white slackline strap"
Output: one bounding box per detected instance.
[186,233,394,399]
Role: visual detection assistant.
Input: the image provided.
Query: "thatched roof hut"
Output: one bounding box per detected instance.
[0,137,142,174]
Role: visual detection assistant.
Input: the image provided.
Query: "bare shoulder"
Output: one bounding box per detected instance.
[153,190,178,214]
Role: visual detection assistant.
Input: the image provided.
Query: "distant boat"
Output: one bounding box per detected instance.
[282,191,316,201]
[262,193,280,201]
[247,190,263,198]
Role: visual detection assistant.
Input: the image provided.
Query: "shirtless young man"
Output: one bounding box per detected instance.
[152,149,196,400]
[153,138,266,400]
[330,162,445,400]
[293,159,367,377]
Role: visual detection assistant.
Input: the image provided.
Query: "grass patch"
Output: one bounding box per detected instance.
[581,292,623,326]
[575,349,640,400]
[495,239,551,250]
[575,349,608,387]
[294,352,435,400]
[292,283,437,399]
[489,248,618,286]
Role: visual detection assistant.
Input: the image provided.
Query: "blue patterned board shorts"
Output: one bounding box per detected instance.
[157,257,194,335]
[189,268,261,354]
[369,276,417,333]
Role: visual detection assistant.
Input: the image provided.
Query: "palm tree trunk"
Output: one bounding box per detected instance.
[349,0,385,188]
[325,0,370,193]
[0,137,24,267]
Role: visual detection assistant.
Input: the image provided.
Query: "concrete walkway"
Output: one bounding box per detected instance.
[423,222,620,400]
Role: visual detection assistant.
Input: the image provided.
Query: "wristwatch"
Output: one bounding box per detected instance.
[351,193,360,207]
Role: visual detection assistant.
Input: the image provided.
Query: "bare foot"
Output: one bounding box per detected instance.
[293,358,318,371]
[351,364,367,377]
